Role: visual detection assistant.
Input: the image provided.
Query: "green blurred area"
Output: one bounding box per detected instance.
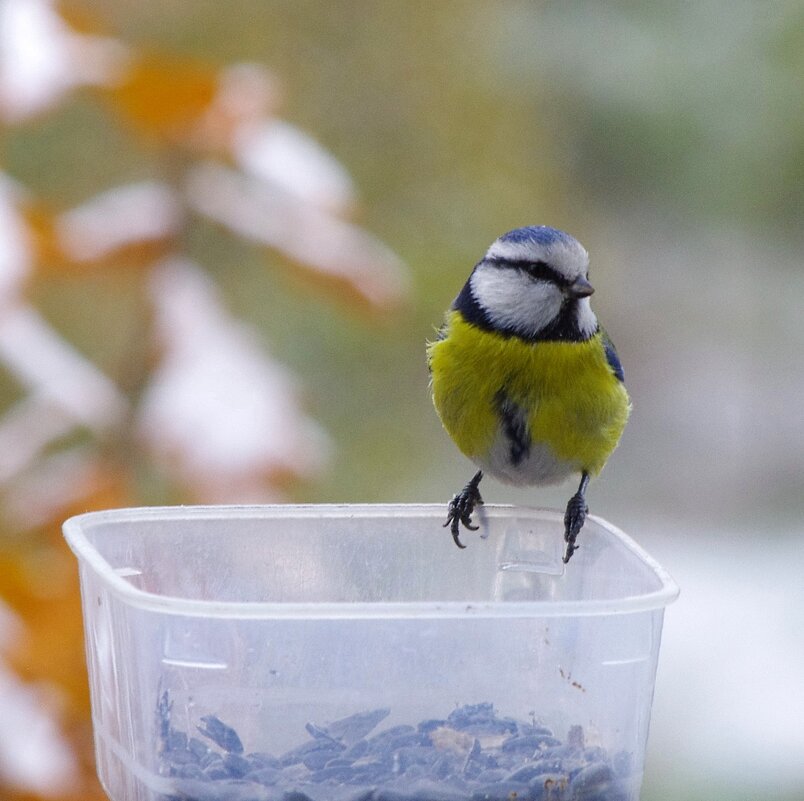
[3,2,804,799]
[11,0,798,511]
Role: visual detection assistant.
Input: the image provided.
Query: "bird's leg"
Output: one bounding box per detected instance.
[443,470,484,549]
[563,472,590,564]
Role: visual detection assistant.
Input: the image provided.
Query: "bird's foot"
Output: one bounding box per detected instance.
[444,470,484,549]
[562,490,588,564]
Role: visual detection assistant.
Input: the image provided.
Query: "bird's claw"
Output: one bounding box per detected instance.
[444,471,484,548]
[562,490,588,564]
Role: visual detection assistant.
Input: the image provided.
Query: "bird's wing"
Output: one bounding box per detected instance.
[600,328,625,382]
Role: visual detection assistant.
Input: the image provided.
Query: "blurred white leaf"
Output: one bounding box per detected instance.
[0,0,129,122]
[56,181,182,262]
[139,258,329,499]
[0,395,77,484]
[0,178,133,485]
[188,61,281,153]
[0,303,128,429]
[186,162,409,307]
[233,119,357,213]
[211,61,280,126]
[1,445,103,527]
[0,602,79,796]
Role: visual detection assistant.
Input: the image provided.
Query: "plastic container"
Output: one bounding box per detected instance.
[63,504,678,801]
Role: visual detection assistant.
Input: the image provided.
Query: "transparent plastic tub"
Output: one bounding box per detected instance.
[63,504,678,801]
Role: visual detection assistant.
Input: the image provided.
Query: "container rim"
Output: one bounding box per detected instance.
[62,504,679,619]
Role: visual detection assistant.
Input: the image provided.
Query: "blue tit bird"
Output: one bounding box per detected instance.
[427,226,630,563]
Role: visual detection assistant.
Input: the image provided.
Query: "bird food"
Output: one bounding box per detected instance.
[158,694,632,801]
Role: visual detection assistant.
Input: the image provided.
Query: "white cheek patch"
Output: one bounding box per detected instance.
[575,298,598,339]
[470,263,563,337]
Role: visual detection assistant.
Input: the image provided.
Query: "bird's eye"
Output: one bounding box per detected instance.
[524,260,565,285]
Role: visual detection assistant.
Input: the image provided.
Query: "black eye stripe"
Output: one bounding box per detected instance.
[524,260,569,286]
[486,258,570,287]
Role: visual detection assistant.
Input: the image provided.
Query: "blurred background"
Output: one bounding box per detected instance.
[1,1,802,800]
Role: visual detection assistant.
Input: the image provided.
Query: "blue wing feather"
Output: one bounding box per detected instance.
[601,330,625,382]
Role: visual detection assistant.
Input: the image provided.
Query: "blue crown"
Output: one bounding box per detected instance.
[498,226,575,248]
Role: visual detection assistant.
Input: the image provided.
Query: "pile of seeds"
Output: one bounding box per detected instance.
[158,694,632,801]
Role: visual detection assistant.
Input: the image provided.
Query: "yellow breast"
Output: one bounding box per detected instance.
[428,311,630,480]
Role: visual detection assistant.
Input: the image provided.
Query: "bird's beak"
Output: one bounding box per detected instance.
[567,276,594,298]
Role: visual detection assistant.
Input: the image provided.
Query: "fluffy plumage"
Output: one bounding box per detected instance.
[427,225,630,562]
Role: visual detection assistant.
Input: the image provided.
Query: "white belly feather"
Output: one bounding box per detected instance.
[474,428,577,487]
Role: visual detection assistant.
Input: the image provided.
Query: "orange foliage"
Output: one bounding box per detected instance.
[0,468,133,801]
[1,470,131,709]
[18,201,65,270]
[103,51,218,145]
[37,238,177,278]
[53,1,107,37]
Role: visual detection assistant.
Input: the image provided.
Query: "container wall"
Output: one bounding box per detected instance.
[71,506,668,606]
[67,506,677,801]
[83,593,667,800]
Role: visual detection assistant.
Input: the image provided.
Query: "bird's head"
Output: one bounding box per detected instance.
[456,226,597,342]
